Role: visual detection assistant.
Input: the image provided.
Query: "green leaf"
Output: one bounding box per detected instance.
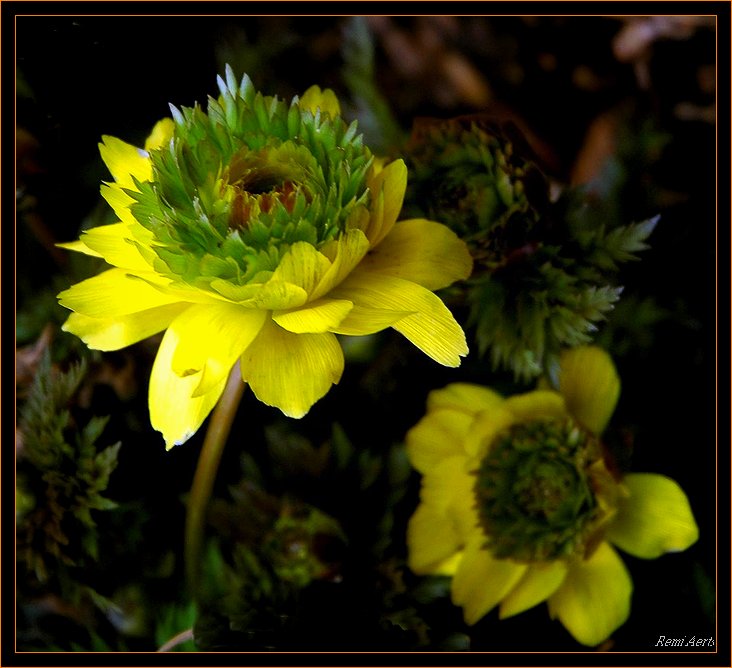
[17,348,121,578]
[341,16,404,153]
[590,216,659,270]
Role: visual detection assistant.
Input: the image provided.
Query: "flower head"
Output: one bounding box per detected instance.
[402,117,656,382]
[405,346,698,646]
[58,67,472,448]
[402,116,549,250]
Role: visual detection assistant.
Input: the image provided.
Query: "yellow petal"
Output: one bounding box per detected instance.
[390,304,468,367]
[144,118,175,151]
[427,383,504,417]
[499,561,568,619]
[149,326,229,449]
[406,409,473,474]
[208,279,262,303]
[273,298,353,334]
[62,303,188,351]
[76,223,153,272]
[364,159,407,247]
[311,229,371,300]
[420,456,480,541]
[369,155,387,175]
[325,305,413,336]
[432,551,464,576]
[58,268,181,318]
[144,276,242,308]
[239,320,344,418]
[238,280,309,310]
[332,272,467,367]
[271,241,332,296]
[360,218,473,290]
[606,473,699,559]
[558,346,620,435]
[101,183,143,226]
[168,303,267,398]
[463,404,516,459]
[99,135,152,189]
[504,390,568,422]
[299,85,341,117]
[407,502,462,575]
[451,536,528,625]
[57,239,103,257]
[127,273,232,307]
[548,542,632,646]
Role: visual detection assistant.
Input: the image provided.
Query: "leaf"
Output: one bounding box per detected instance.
[341,16,404,153]
[589,216,659,271]
[155,602,198,652]
[17,348,121,578]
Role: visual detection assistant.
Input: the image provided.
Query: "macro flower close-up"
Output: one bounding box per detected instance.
[405,345,699,646]
[15,15,716,655]
[56,67,472,449]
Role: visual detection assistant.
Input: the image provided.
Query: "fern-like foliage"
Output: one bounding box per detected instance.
[17,350,121,583]
[403,117,658,381]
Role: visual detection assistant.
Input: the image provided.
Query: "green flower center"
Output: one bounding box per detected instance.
[127,72,374,288]
[473,417,617,562]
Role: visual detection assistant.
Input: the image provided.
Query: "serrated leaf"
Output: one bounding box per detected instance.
[591,216,659,270]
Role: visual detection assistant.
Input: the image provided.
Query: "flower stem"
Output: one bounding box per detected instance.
[157,628,195,652]
[184,361,246,596]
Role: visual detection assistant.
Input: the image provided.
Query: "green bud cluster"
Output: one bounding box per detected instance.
[402,116,548,268]
[473,417,616,563]
[262,504,345,589]
[129,66,375,289]
[402,117,656,381]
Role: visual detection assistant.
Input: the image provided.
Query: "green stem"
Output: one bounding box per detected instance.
[184,361,246,596]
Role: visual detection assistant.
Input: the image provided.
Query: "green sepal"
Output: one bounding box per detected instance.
[126,68,376,295]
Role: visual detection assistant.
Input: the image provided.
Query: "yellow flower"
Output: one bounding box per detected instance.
[57,69,472,449]
[406,346,698,646]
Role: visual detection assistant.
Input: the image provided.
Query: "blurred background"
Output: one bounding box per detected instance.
[15,15,719,653]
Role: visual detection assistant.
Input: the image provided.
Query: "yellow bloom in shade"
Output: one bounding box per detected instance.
[406,346,698,646]
[58,68,472,449]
